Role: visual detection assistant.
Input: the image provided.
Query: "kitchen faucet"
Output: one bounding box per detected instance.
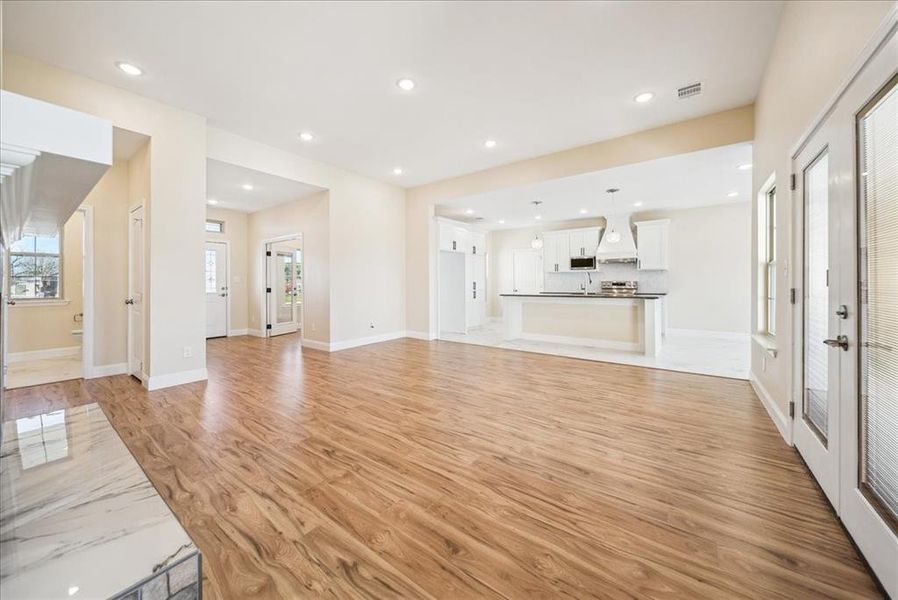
[582,271,593,295]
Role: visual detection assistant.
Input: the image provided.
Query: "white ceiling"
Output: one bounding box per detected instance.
[206,159,323,213]
[3,1,782,187]
[436,142,753,229]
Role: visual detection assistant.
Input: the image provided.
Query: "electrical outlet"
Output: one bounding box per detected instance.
[183,346,192,358]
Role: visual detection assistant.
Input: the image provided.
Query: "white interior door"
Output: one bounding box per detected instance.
[205,241,228,338]
[792,27,897,597]
[127,205,144,379]
[513,249,543,293]
[267,247,298,337]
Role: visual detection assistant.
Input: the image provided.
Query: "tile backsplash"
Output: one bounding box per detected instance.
[544,263,668,294]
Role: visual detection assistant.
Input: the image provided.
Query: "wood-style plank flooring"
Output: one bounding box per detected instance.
[2,335,882,599]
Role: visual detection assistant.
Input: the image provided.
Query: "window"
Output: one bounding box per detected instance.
[763,186,777,336]
[8,232,63,300]
[205,220,224,233]
[205,250,217,293]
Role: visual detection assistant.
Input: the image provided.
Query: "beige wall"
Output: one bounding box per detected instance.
[205,207,248,332]
[407,106,755,337]
[3,53,208,385]
[637,202,751,334]
[246,192,330,343]
[207,128,406,345]
[751,1,894,414]
[8,211,83,354]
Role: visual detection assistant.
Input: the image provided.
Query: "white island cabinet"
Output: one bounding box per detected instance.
[500,293,664,356]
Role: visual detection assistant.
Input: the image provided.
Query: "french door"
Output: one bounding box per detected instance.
[266,245,300,337]
[792,27,897,597]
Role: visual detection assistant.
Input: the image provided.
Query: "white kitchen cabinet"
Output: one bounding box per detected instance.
[568,227,601,257]
[635,219,670,270]
[465,253,487,327]
[542,231,571,273]
[438,219,469,253]
[469,231,486,255]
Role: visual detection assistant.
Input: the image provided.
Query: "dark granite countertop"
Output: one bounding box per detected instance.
[500,292,665,299]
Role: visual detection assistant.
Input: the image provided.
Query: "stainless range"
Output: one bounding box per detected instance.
[600,280,638,297]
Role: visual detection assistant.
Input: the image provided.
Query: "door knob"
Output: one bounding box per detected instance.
[823,335,849,351]
[835,305,848,319]
[125,298,135,305]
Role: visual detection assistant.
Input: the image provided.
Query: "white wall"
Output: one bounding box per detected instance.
[207,128,406,347]
[246,191,330,343]
[3,53,208,387]
[751,0,894,416]
[638,203,751,334]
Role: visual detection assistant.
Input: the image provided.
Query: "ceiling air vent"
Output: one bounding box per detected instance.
[677,82,702,99]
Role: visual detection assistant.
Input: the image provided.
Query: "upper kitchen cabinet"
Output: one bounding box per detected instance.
[469,231,486,255]
[568,227,601,258]
[438,219,469,253]
[543,231,571,273]
[635,219,670,270]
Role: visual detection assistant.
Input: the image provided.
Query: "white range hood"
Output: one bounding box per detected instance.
[1,91,112,247]
[596,213,637,262]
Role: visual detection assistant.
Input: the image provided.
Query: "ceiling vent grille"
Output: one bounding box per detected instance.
[677,82,702,99]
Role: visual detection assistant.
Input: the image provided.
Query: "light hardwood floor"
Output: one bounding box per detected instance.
[2,335,882,599]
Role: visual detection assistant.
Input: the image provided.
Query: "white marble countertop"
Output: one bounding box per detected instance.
[0,403,197,600]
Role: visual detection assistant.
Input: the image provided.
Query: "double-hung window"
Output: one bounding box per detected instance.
[8,231,63,300]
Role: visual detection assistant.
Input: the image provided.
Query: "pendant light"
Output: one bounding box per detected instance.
[530,200,544,249]
[604,188,621,243]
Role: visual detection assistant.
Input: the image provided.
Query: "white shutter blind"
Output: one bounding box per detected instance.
[858,81,898,523]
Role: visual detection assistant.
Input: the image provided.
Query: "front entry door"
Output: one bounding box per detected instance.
[205,241,228,338]
[792,28,897,597]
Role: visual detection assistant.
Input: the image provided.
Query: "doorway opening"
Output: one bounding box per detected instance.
[4,207,89,389]
[264,235,303,338]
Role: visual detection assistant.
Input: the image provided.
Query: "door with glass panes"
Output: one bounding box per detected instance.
[791,29,897,597]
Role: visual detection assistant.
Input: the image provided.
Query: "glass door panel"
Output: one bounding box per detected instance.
[857,79,898,531]
[804,150,831,443]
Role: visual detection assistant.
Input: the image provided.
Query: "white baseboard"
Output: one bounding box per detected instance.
[301,338,330,351]
[228,328,249,337]
[666,328,750,340]
[405,330,436,341]
[329,330,406,352]
[7,346,81,363]
[248,328,266,338]
[749,371,792,445]
[84,362,128,379]
[145,368,208,391]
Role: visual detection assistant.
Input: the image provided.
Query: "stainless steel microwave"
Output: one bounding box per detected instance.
[570,256,597,270]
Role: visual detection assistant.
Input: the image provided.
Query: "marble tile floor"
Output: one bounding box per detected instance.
[440,319,750,379]
[5,358,82,390]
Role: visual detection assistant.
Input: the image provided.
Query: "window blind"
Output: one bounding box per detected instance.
[858,81,898,525]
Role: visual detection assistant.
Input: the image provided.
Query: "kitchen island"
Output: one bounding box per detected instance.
[500,292,665,356]
[0,403,201,600]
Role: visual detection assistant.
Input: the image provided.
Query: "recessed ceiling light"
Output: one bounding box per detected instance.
[579,209,588,215]
[207,198,219,205]
[498,219,506,224]
[68,587,80,597]
[116,62,143,76]
[464,208,474,215]
[397,78,415,91]
[738,163,752,171]
[241,183,254,191]
[484,139,497,149]
[534,214,542,220]
[393,167,403,175]
[633,201,643,207]
[634,92,654,103]
[299,131,314,142]
[727,191,739,197]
